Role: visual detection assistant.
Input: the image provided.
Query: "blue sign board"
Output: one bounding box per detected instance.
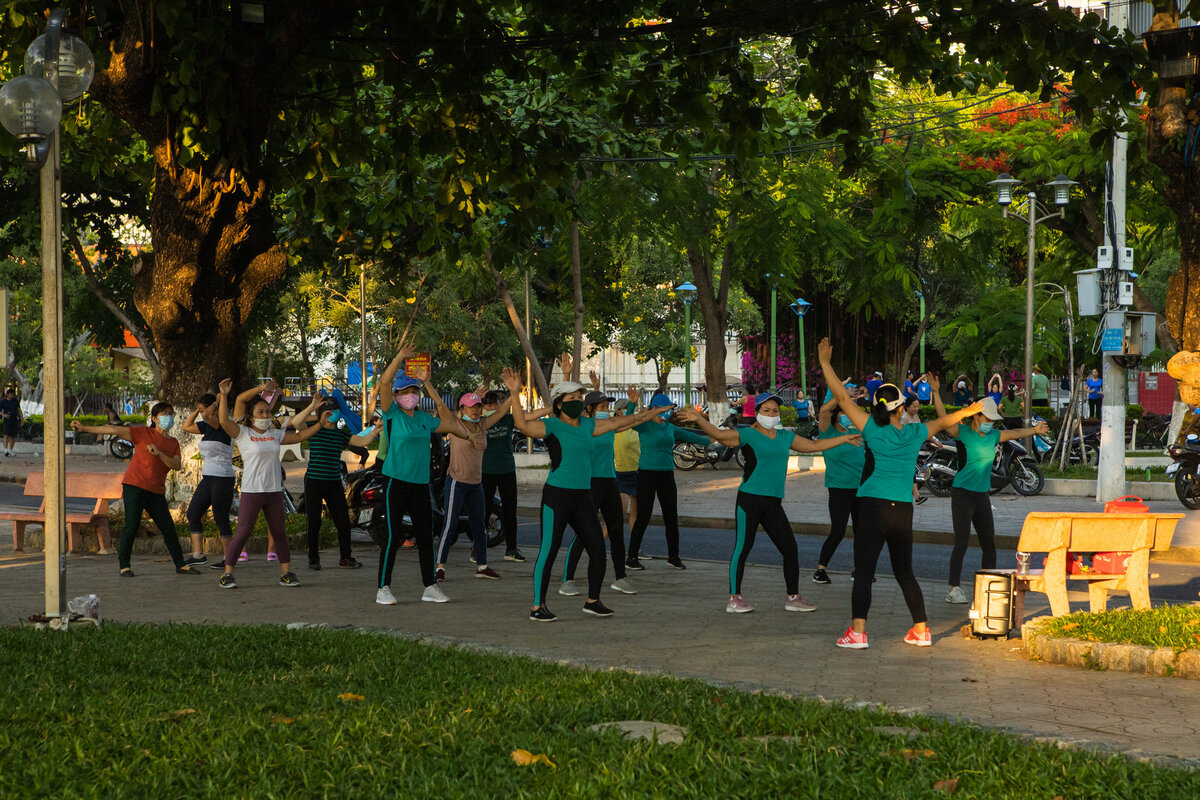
[1100,328,1123,352]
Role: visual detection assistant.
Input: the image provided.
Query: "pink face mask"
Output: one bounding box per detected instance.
[397,393,420,410]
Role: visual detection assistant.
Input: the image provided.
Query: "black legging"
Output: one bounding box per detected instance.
[564,477,627,582]
[379,477,435,589]
[948,487,996,586]
[627,469,680,560]
[851,497,926,624]
[185,475,235,539]
[729,491,799,595]
[819,487,859,568]
[1088,397,1102,418]
[304,477,353,562]
[119,484,186,570]
[533,484,605,606]
[482,471,518,551]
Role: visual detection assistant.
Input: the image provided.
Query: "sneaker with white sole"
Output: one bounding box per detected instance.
[784,594,817,612]
[812,568,831,585]
[582,600,614,617]
[376,586,398,605]
[726,595,755,613]
[904,626,933,647]
[504,549,526,563]
[558,580,580,596]
[945,586,969,604]
[474,566,501,580]
[836,628,869,649]
[529,606,557,622]
[278,572,301,587]
[218,573,237,589]
[610,578,637,594]
[422,584,450,603]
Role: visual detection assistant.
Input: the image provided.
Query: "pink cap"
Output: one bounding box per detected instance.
[458,392,482,408]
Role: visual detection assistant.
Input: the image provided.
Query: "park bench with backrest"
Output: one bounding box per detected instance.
[1011,511,1182,627]
[0,472,125,554]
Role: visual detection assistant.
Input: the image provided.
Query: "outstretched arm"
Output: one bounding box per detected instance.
[926,400,985,438]
[1000,420,1050,443]
[594,403,664,436]
[790,432,862,453]
[503,367,547,439]
[70,419,127,437]
[929,375,958,438]
[282,412,328,445]
[676,407,739,447]
[349,419,384,448]
[817,338,871,432]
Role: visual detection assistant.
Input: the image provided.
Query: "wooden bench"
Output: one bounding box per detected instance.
[0,472,125,554]
[1012,511,1183,623]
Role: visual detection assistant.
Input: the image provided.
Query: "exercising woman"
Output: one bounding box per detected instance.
[181,393,234,568]
[931,377,1048,604]
[677,396,859,612]
[215,380,323,589]
[502,367,659,622]
[374,344,460,606]
[625,392,711,570]
[72,404,199,578]
[812,389,867,585]
[819,338,983,649]
[560,384,643,597]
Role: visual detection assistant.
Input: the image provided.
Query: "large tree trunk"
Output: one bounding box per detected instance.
[687,232,733,423]
[485,251,551,400]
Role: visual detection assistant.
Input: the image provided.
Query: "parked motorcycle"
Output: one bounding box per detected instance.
[107,434,133,459]
[673,437,745,470]
[920,436,1044,497]
[1166,433,1200,510]
[511,429,548,454]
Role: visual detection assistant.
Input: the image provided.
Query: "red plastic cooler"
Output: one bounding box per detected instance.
[1093,495,1147,574]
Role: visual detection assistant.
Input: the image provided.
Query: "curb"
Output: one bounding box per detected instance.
[1022,617,1200,680]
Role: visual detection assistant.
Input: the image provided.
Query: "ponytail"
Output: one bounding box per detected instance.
[870,400,892,427]
[871,384,903,427]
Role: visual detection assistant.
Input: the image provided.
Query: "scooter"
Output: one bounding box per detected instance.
[919,437,1044,497]
[1167,432,1200,510]
[672,437,745,470]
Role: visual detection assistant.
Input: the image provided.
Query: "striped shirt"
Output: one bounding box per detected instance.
[305,425,352,481]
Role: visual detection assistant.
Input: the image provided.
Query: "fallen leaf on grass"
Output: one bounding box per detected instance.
[511,749,556,768]
[154,708,196,722]
[338,693,365,702]
[892,749,937,760]
[933,778,958,793]
[270,715,295,724]
[1061,622,1079,631]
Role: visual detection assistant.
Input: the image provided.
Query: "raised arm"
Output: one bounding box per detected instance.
[1000,420,1050,443]
[216,379,241,438]
[181,403,204,435]
[290,391,325,429]
[676,406,739,447]
[234,380,274,425]
[479,396,514,431]
[282,411,328,445]
[790,431,862,453]
[817,395,840,434]
[817,338,870,432]
[926,400,985,438]
[929,374,958,438]
[502,367,547,439]
[408,365,459,435]
[377,344,415,414]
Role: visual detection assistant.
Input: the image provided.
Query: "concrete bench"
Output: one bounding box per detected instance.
[0,471,124,554]
[1013,511,1182,620]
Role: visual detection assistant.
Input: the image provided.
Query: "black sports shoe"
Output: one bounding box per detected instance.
[339,557,363,569]
[209,559,226,570]
[184,554,208,567]
[308,560,322,571]
[625,557,644,571]
[219,573,237,589]
[279,572,301,587]
[119,568,136,578]
[812,569,831,585]
[582,600,614,617]
[666,557,686,570]
[914,495,928,506]
[529,606,557,622]
[175,565,200,575]
[504,549,526,563]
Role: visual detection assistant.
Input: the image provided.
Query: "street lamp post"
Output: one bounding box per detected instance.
[987,173,1076,439]
[766,273,780,393]
[916,291,926,375]
[789,298,812,399]
[676,282,697,408]
[0,10,95,620]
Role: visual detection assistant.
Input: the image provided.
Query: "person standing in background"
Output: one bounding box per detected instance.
[951,377,973,407]
[915,374,932,405]
[1086,368,1103,419]
[1030,365,1050,410]
[0,388,21,457]
[612,396,641,536]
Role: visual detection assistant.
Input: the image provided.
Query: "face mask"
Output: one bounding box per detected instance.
[657,408,671,419]
[956,382,966,390]
[838,414,851,429]
[560,400,584,419]
[594,411,610,419]
[483,409,496,417]
[460,413,477,422]
[397,393,420,410]
[756,413,781,430]
[157,415,174,429]
[327,411,341,424]
[252,417,272,431]
[980,422,995,434]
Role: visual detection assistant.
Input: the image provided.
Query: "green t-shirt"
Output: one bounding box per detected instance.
[858,421,927,503]
[820,424,864,490]
[1030,372,1049,402]
[737,427,795,499]
[381,405,439,484]
[305,425,352,481]
[633,419,709,471]
[544,416,596,490]
[589,426,617,480]
[951,424,1001,493]
[999,395,1023,417]
[482,413,515,475]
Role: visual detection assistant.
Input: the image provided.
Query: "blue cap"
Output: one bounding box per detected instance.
[393,376,420,391]
[755,391,783,406]
[649,393,673,408]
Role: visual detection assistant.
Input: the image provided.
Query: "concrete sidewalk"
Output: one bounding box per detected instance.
[4,539,1200,766]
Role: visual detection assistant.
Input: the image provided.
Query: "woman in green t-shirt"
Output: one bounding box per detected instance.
[819,338,983,650]
[502,367,658,623]
[931,378,1047,604]
[998,384,1024,429]
[678,396,860,614]
[813,388,868,585]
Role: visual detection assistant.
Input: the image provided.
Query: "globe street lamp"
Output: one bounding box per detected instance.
[789,297,812,397]
[0,10,95,621]
[675,281,697,408]
[986,172,1076,439]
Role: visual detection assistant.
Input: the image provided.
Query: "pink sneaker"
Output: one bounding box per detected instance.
[725,595,755,613]
[784,594,817,612]
[836,628,869,650]
[904,626,933,647]
[266,552,279,562]
[237,551,249,563]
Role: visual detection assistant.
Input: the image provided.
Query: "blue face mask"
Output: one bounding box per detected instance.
[595,411,610,419]
[460,413,476,422]
[657,408,671,419]
[157,415,174,429]
[980,422,995,434]
[327,411,340,424]
[838,414,851,429]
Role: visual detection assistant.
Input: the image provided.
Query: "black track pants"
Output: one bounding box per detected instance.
[565,477,626,581]
[533,485,605,606]
[948,487,996,586]
[851,497,926,624]
[819,487,859,568]
[729,491,799,595]
[627,469,680,559]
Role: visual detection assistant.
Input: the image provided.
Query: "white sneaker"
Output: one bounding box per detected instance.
[422,584,450,603]
[946,586,969,604]
[610,578,637,594]
[558,580,580,596]
[375,586,397,605]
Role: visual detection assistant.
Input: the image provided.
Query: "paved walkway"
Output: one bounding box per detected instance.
[4,538,1200,765]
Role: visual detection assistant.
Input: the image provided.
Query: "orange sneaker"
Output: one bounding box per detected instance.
[835,628,868,650]
[904,626,932,647]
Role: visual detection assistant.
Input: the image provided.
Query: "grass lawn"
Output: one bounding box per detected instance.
[3,625,1199,798]
[1043,464,1173,483]
[1037,605,1200,651]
